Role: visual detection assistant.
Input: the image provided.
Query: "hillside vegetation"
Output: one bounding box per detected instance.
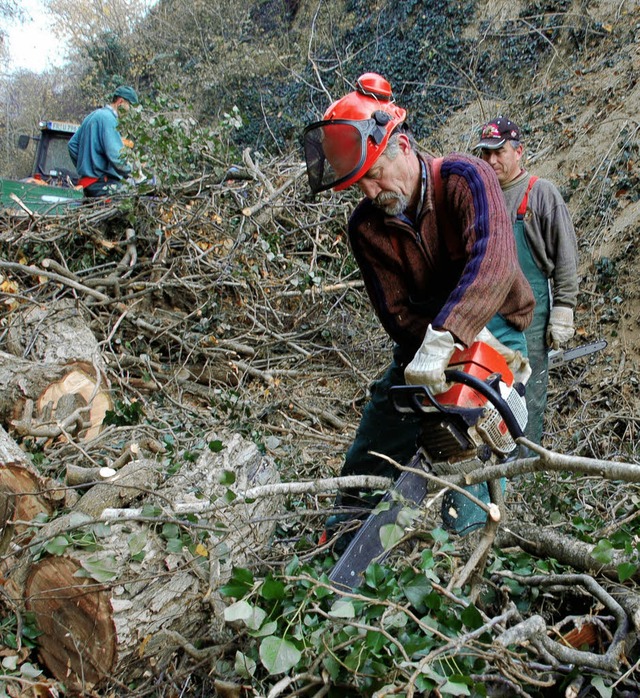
[0,0,639,696]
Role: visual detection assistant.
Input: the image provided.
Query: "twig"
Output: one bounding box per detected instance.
[0,260,112,302]
[242,166,306,218]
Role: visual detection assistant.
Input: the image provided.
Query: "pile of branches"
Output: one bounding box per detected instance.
[1,153,640,697]
[0,153,382,457]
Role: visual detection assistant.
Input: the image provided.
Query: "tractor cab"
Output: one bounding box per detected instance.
[2,120,84,214]
[18,120,80,187]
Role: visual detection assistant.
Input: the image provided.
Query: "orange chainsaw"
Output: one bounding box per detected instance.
[329,340,528,591]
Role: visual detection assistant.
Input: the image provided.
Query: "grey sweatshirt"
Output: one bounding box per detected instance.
[502,170,578,309]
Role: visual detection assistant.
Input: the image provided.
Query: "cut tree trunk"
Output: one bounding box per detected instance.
[4,298,105,368]
[9,432,281,692]
[1,298,112,441]
[0,425,67,554]
[4,457,164,592]
[0,350,112,442]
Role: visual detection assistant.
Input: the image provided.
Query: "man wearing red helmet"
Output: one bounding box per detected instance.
[303,74,535,534]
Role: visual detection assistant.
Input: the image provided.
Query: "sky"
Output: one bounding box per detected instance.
[5,0,66,73]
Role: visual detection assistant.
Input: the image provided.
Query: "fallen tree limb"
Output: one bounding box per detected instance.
[99,474,392,519]
[0,260,111,303]
[451,439,640,487]
[495,572,629,672]
[497,518,639,580]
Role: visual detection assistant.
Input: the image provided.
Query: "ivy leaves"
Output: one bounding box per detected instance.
[218,546,490,694]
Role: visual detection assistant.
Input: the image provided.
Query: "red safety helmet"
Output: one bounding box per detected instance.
[303,73,407,194]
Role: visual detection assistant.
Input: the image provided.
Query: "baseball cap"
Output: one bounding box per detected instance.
[114,85,139,106]
[474,116,521,150]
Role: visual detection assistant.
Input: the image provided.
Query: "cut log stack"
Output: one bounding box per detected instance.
[0,301,281,692]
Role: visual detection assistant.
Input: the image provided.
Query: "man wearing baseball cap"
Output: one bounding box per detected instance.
[304,75,536,537]
[475,116,579,445]
[69,85,140,198]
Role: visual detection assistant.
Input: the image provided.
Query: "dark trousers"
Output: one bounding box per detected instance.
[337,317,527,533]
[83,177,123,198]
[341,347,421,488]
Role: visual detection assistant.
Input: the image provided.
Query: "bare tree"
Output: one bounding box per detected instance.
[43,0,154,48]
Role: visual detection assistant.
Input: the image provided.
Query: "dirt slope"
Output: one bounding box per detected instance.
[432,0,640,457]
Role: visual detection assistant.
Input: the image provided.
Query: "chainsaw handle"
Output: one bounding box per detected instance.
[390,371,524,440]
[443,369,524,439]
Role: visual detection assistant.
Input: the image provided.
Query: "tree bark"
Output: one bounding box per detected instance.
[4,298,105,368]
[8,432,280,691]
[498,519,638,580]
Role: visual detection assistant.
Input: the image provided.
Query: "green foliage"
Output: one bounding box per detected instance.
[617,562,636,583]
[103,398,144,426]
[591,676,613,698]
[0,612,40,652]
[153,513,211,558]
[34,517,110,560]
[216,500,640,695]
[218,550,494,695]
[259,636,301,675]
[133,0,606,152]
[75,554,119,583]
[120,91,243,186]
[201,0,483,148]
[209,440,226,454]
[84,32,133,93]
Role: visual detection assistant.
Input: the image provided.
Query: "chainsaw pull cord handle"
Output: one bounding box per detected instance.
[443,369,525,439]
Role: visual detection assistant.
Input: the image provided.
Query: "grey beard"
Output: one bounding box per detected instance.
[373,191,409,216]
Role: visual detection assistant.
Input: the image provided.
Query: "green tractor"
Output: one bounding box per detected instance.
[3,120,85,214]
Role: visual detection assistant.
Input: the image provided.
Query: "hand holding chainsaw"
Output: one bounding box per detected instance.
[405,325,532,394]
[474,327,532,385]
[404,325,462,393]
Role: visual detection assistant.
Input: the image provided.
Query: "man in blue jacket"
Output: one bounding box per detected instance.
[68,85,139,198]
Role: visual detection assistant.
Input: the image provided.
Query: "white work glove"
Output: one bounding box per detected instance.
[132,169,148,184]
[404,325,459,394]
[546,306,575,350]
[475,327,532,385]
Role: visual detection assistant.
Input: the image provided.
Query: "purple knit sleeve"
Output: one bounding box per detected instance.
[432,155,527,345]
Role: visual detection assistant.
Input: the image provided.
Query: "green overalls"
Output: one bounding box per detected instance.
[513,176,551,446]
[440,179,551,535]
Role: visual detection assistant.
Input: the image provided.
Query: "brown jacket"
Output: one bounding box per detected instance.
[348,152,534,357]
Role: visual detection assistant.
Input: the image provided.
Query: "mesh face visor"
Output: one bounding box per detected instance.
[303,114,390,194]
